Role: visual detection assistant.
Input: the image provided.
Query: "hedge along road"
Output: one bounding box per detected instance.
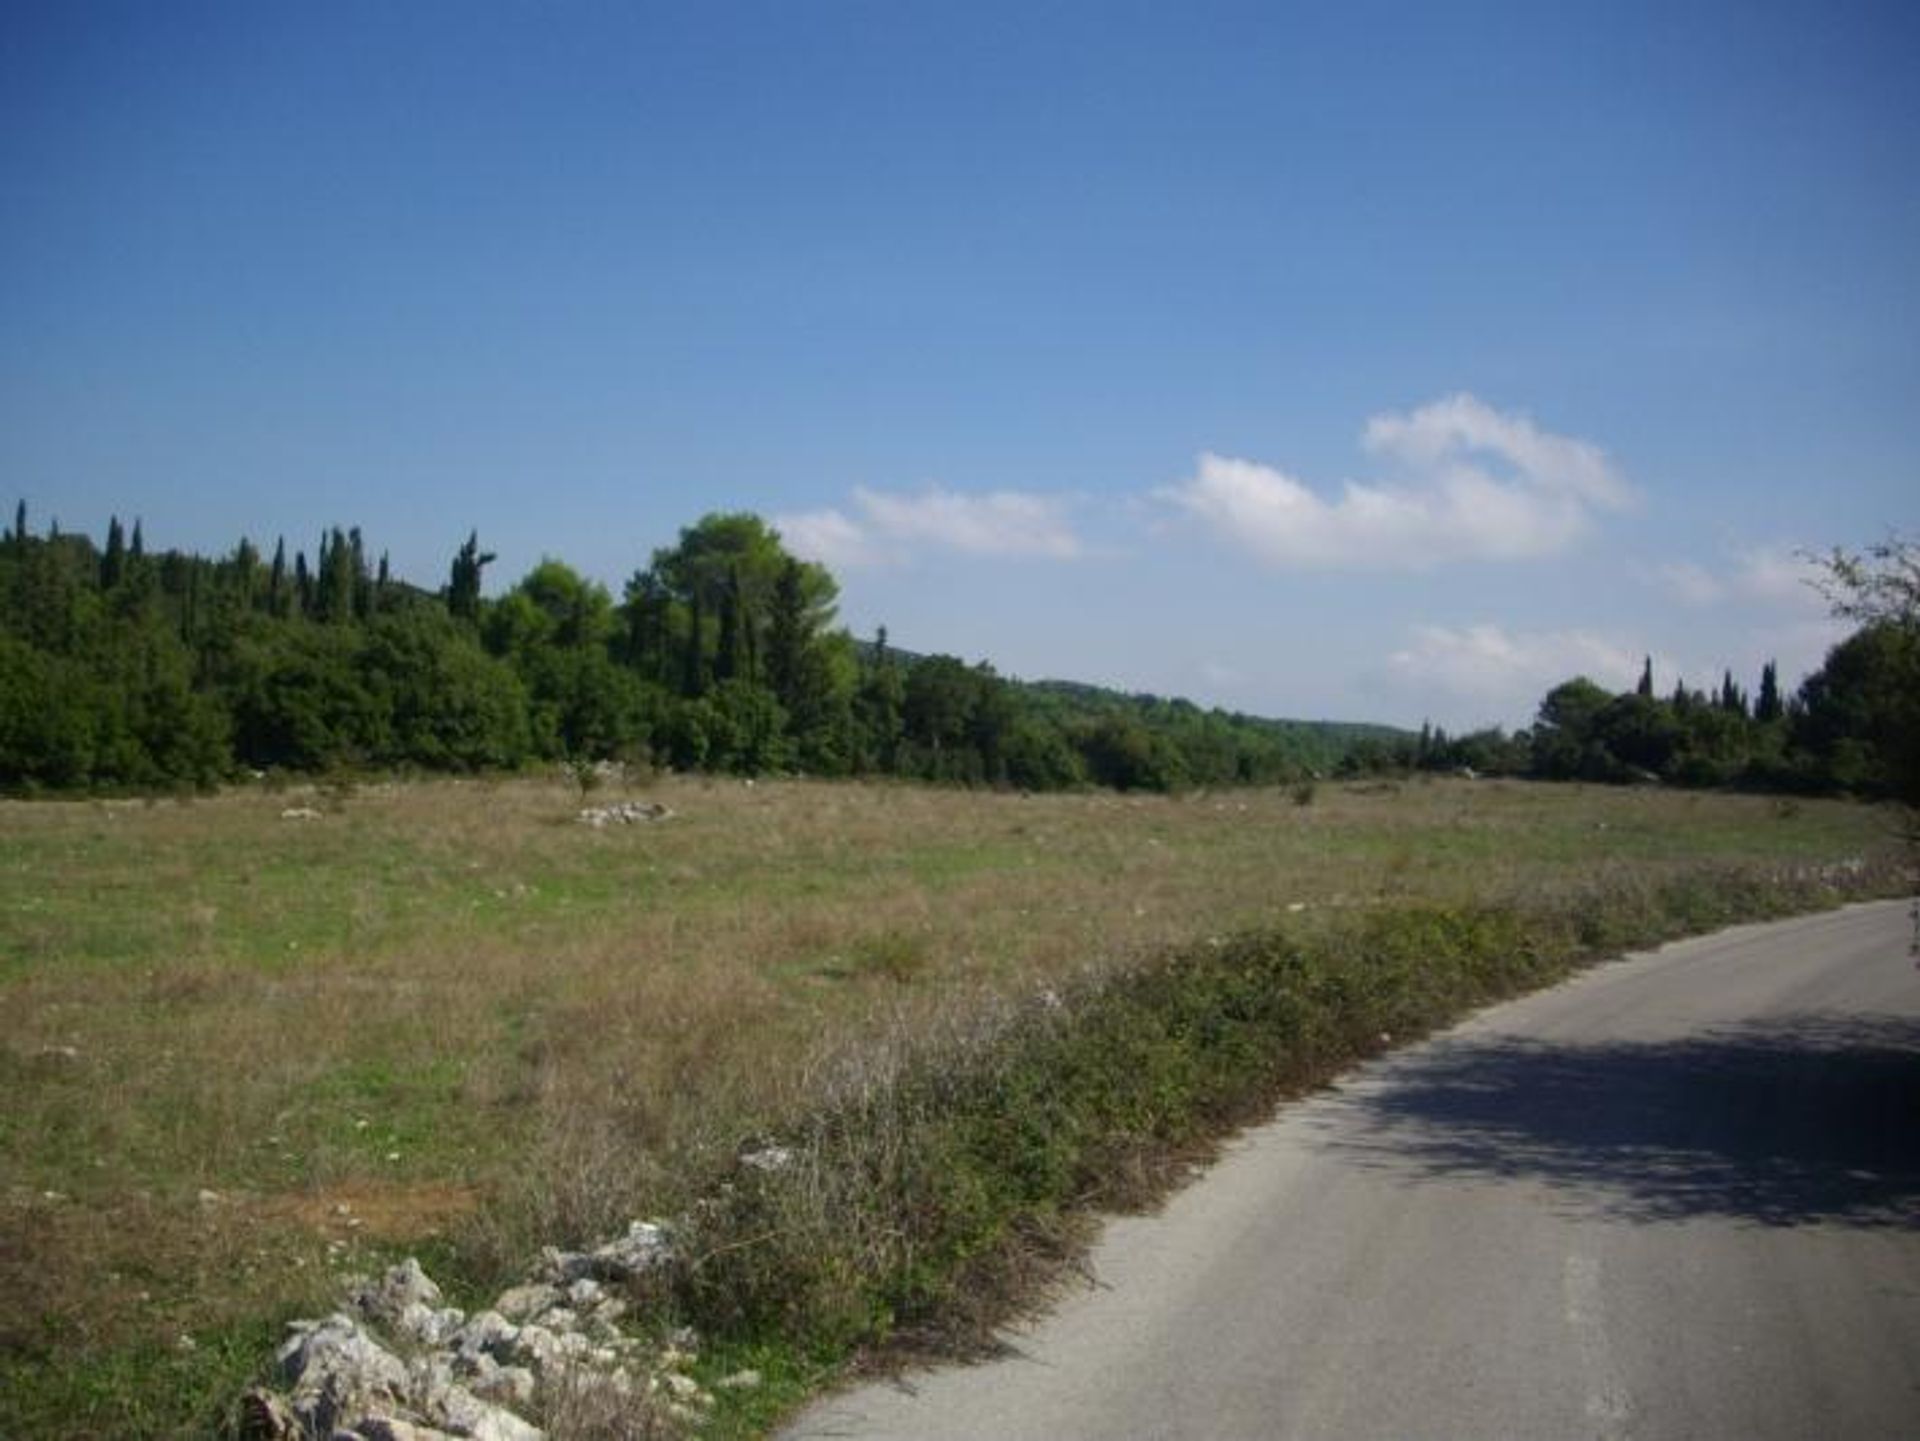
[784,899,1920,1441]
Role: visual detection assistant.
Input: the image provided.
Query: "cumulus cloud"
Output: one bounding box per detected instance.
[1647,546,1825,611]
[1652,560,1726,606]
[776,485,1082,568]
[1158,393,1632,570]
[1729,546,1825,607]
[1383,623,1654,722]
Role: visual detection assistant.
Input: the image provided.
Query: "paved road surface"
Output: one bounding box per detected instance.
[784,899,1920,1440]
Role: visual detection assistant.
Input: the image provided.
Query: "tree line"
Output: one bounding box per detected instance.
[3,503,1909,803]
[0,505,1388,794]
[1360,570,1916,807]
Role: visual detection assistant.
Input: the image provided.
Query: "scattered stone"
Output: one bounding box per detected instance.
[452,1311,520,1368]
[493,1282,562,1323]
[352,1258,443,1327]
[468,1361,537,1408]
[716,1369,763,1391]
[538,1219,671,1284]
[661,1372,707,1404]
[238,1386,300,1437]
[429,1379,544,1441]
[396,1301,467,1348]
[739,1144,794,1173]
[280,807,323,820]
[276,1313,410,1436]
[576,801,674,828]
[245,1224,681,1439]
[359,1420,460,1441]
[539,1305,581,1333]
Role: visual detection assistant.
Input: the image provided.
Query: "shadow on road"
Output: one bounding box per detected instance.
[1317,1013,1920,1227]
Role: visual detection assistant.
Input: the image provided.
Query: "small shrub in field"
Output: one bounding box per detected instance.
[1290,780,1316,806]
[569,756,603,800]
[845,930,930,984]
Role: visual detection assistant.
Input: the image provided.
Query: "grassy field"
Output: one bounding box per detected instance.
[1,774,1908,1435]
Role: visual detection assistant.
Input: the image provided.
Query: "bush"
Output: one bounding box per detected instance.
[671,858,1905,1367]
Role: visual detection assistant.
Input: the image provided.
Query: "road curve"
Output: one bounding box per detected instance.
[783,899,1920,1441]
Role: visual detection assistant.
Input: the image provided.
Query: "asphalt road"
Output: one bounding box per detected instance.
[784,899,1920,1441]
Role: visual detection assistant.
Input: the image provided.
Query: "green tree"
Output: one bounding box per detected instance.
[100,517,127,590]
[1802,537,1920,811]
[1794,623,1920,799]
[268,538,289,617]
[447,530,495,622]
[1531,677,1616,780]
[902,654,980,778]
[853,627,905,772]
[1755,660,1783,724]
[362,609,531,770]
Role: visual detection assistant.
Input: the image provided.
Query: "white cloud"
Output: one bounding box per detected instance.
[777,485,1082,568]
[1362,392,1632,509]
[1158,394,1631,570]
[774,507,882,570]
[1729,546,1824,608]
[1383,623,1654,723]
[1646,545,1826,612]
[1652,560,1726,606]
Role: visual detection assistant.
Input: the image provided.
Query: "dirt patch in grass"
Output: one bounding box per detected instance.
[254,1179,483,1243]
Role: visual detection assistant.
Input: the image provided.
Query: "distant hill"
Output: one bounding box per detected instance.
[1017,677,1413,777]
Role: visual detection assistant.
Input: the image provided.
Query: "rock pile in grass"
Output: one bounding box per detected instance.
[243,1223,716,1439]
[576,801,675,828]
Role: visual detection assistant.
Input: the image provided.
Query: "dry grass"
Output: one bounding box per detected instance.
[0,773,1905,1434]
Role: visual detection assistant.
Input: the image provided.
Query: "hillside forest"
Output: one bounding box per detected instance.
[0,504,1913,803]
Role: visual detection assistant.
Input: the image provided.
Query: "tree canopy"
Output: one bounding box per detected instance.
[2,503,1910,803]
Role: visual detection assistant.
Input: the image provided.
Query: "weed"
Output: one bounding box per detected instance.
[843,930,930,984]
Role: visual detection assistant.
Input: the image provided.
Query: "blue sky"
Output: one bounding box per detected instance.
[4,1,1915,729]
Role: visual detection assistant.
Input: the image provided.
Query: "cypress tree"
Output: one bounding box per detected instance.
[767,558,806,711]
[294,551,313,616]
[11,498,24,543]
[683,591,705,697]
[231,538,260,611]
[736,564,757,683]
[315,527,354,622]
[1719,669,1744,715]
[717,574,742,683]
[1636,656,1653,698]
[1756,660,1783,723]
[269,538,288,616]
[182,562,202,643]
[129,519,145,561]
[448,531,493,621]
[349,527,371,618]
[101,516,126,589]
